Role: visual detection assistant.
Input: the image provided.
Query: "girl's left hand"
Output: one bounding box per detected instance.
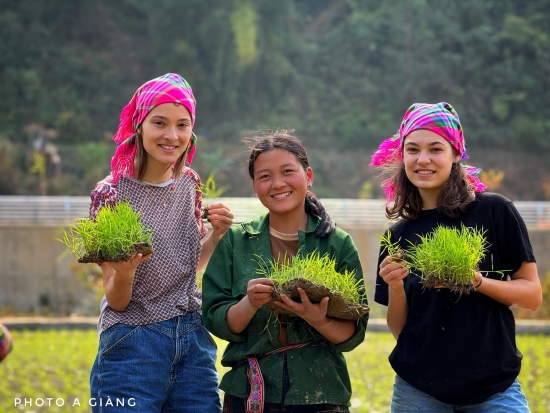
[274,288,329,326]
[205,202,234,242]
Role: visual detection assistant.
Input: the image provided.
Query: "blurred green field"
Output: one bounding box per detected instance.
[1,330,549,412]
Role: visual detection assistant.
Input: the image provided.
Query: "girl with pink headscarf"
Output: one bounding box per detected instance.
[89,73,233,413]
[372,102,541,411]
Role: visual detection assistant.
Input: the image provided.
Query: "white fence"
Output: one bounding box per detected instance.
[0,196,549,229]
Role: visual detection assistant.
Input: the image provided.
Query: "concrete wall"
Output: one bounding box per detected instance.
[0,225,100,316]
[1,224,549,316]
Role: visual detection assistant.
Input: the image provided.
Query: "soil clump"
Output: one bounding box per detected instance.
[422,275,476,295]
[268,277,369,321]
[78,243,153,264]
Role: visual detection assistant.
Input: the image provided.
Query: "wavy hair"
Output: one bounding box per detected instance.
[383,161,476,220]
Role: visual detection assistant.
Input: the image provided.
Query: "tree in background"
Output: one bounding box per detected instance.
[0,0,549,198]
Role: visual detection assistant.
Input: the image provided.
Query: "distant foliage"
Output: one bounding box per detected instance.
[480,168,505,191]
[230,0,258,67]
[1,0,550,197]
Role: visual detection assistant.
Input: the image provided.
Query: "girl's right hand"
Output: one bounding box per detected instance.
[379,254,409,289]
[246,278,274,309]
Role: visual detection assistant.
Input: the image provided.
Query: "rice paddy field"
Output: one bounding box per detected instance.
[1,330,549,412]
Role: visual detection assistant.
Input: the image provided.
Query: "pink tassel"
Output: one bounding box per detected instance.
[466,174,487,193]
[370,135,402,166]
[463,165,487,193]
[381,178,397,201]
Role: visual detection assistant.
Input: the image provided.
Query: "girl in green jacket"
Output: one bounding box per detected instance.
[202,131,368,413]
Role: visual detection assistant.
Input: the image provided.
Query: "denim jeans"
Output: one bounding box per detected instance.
[90,312,221,413]
[391,375,530,412]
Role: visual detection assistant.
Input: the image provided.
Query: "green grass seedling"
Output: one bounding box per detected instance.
[60,219,97,260]
[93,201,152,258]
[60,201,153,263]
[380,232,401,257]
[406,225,488,294]
[258,251,364,305]
[256,251,369,320]
[379,232,408,267]
[200,174,229,219]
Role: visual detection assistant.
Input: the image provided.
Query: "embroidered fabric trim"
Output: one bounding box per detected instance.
[245,342,312,413]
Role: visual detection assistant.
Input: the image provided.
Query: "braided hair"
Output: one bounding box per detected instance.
[246,131,335,237]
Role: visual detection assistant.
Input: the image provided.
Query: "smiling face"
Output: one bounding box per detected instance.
[252,148,313,219]
[139,102,193,181]
[403,129,461,208]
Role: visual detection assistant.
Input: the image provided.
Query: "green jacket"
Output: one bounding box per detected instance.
[202,213,368,407]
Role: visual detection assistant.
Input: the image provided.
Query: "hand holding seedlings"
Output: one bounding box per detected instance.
[380,226,491,295]
[406,225,489,294]
[472,272,483,289]
[246,278,275,309]
[203,202,234,242]
[274,287,330,327]
[257,251,369,320]
[379,253,409,289]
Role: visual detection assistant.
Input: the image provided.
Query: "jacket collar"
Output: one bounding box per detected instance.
[241,213,321,235]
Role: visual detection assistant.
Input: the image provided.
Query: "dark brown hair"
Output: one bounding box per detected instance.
[384,161,476,220]
[246,131,335,237]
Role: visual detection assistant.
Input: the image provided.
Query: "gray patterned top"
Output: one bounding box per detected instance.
[89,169,207,334]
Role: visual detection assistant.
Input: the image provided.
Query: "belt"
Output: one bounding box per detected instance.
[245,342,317,413]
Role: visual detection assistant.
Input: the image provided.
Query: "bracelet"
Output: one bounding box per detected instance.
[474,277,483,290]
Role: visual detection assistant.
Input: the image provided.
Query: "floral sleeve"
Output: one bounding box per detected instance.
[183,168,207,239]
[89,175,118,221]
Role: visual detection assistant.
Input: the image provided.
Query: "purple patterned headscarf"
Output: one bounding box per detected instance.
[370,102,486,200]
[0,324,12,361]
[110,73,197,183]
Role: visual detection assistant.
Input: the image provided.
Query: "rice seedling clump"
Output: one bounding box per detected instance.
[60,201,153,263]
[200,174,228,220]
[258,251,369,320]
[384,225,488,295]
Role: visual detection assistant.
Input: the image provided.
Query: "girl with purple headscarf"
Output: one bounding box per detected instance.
[89,73,233,413]
[372,102,541,411]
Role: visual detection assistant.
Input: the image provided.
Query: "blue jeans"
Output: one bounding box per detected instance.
[90,312,221,413]
[391,375,530,412]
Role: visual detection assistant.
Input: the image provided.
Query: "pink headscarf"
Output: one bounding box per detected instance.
[370,102,486,200]
[110,73,197,183]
